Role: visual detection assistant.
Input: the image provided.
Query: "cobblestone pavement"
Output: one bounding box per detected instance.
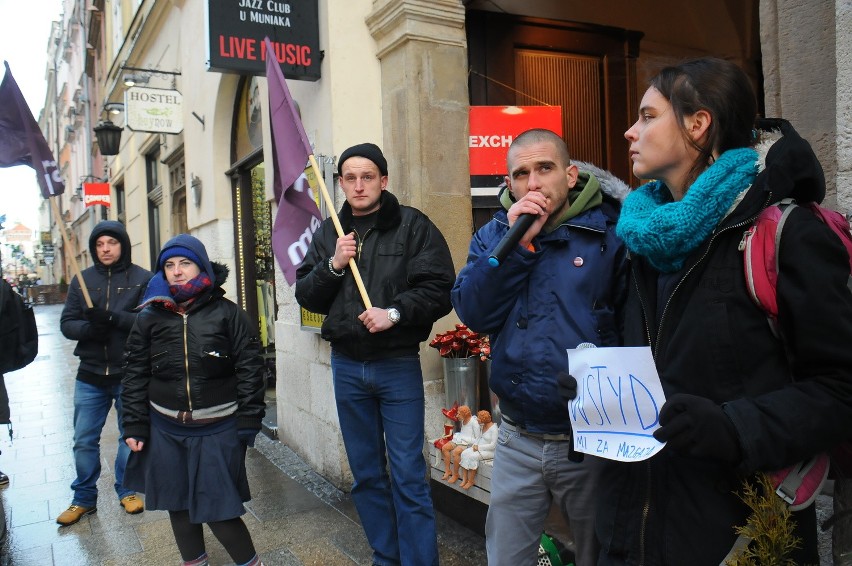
[0,304,488,565]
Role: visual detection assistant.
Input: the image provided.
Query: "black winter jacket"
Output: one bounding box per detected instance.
[121,263,265,440]
[60,221,152,382]
[597,120,852,565]
[295,191,455,360]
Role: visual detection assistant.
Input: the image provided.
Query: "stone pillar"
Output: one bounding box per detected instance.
[760,0,839,206]
[366,0,472,436]
[837,0,852,215]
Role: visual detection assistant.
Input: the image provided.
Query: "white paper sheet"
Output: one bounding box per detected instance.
[566,346,665,462]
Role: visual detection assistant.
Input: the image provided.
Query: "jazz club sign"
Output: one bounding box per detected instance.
[206,0,320,80]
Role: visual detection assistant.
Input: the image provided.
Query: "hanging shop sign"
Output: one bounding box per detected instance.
[83,182,111,207]
[206,0,320,81]
[125,87,184,134]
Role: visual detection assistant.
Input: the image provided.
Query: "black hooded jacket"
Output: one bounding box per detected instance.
[60,221,152,383]
[597,119,852,565]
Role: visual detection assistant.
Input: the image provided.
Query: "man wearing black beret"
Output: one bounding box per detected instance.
[296,142,455,566]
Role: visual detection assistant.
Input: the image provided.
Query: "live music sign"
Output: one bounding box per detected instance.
[469,106,563,176]
[206,0,320,80]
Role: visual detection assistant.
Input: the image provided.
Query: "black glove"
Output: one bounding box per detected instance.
[556,371,578,405]
[238,429,259,448]
[85,307,115,325]
[653,393,742,463]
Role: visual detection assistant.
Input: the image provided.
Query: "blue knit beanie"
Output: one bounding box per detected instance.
[159,246,202,271]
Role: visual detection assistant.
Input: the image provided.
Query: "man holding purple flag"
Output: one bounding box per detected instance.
[264,38,322,286]
[0,62,65,198]
[295,143,455,566]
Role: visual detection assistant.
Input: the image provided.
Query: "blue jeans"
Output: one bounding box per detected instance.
[331,352,439,566]
[485,421,603,566]
[71,380,133,507]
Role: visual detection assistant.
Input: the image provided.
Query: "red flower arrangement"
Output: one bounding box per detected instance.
[429,324,491,360]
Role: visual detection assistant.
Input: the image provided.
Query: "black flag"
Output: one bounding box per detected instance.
[0,61,65,198]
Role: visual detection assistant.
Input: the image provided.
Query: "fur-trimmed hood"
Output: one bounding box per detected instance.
[725,118,825,227]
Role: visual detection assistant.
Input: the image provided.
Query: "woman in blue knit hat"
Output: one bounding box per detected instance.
[121,234,266,566]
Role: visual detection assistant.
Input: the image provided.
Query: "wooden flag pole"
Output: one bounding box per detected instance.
[308,154,373,309]
[48,196,93,308]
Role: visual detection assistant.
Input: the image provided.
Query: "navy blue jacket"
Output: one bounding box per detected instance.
[452,171,629,434]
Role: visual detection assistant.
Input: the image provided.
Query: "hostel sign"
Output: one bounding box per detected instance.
[125,87,183,134]
[206,0,320,81]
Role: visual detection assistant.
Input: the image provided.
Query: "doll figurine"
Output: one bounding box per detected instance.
[434,402,460,450]
[459,410,497,490]
[441,405,480,482]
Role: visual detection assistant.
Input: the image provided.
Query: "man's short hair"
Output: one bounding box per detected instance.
[507,129,571,171]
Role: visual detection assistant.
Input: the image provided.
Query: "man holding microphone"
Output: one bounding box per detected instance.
[452,128,629,565]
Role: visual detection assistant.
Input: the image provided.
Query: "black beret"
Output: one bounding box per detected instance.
[338,143,388,177]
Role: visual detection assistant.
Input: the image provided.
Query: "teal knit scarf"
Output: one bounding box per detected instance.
[616,147,758,273]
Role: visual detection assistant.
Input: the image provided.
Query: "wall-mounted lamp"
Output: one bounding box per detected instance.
[190,174,202,207]
[120,65,181,89]
[123,73,149,87]
[94,120,123,156]
[104,102,124,115]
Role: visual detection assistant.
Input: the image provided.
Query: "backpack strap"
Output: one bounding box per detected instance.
[772,199,798,280]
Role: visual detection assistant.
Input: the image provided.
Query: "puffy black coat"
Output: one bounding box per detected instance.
[597,120,852,565]
[295,191,455,360]
[122,263,265,440]
[60,220,152,380]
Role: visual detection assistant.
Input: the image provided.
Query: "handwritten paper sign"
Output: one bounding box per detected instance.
[566,346,665,462]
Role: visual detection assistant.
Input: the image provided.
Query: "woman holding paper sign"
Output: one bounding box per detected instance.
[594,57,852,565]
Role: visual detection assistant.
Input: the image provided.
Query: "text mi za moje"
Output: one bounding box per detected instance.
[570,363,663,461]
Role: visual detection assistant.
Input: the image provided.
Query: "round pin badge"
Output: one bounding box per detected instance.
[573,257,584,267]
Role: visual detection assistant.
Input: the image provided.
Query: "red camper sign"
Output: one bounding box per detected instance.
[469,106,563,176]
[83,182,111,207]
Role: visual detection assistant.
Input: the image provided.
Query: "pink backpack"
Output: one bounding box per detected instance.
[740,198,852,507]
[742,198,852,335]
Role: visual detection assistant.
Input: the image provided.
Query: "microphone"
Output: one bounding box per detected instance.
[575,342,597,350]
[488,213,536,267]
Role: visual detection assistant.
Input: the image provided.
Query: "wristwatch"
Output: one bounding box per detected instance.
[387,307,401,325]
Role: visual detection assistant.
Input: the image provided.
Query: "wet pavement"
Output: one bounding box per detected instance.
[0,304,488,565]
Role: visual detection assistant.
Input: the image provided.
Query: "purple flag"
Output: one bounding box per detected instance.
[265,38,322,286]
[0,62,65,198]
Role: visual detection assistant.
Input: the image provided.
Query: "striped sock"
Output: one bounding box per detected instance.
[182,553,209,566]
